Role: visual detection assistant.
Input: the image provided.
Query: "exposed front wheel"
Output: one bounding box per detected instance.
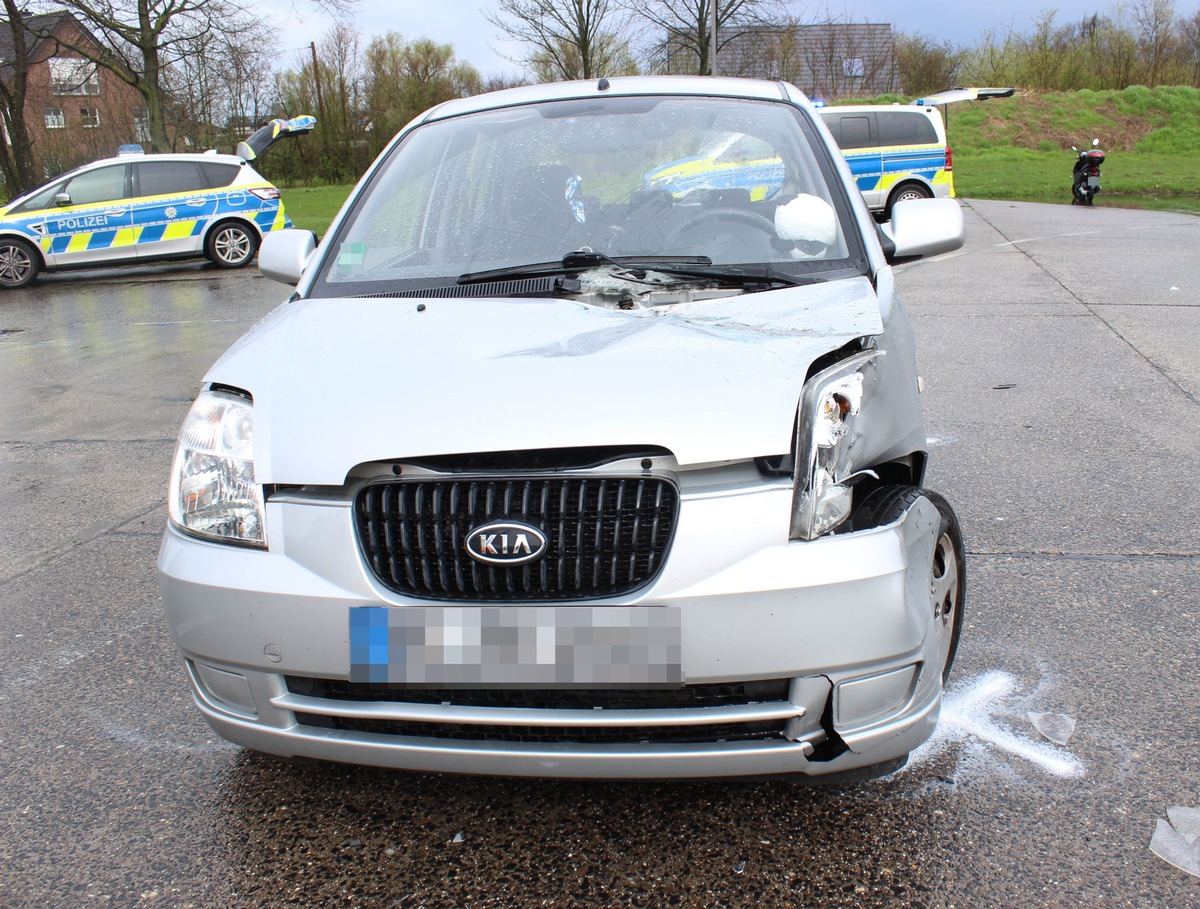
[0,237,40,289]
[206,221,259,268]
[885,183,933,219]
[853,486,965,682]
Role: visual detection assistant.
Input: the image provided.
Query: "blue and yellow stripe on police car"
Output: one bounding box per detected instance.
[842,144,954,198]
[23,185,288,256]
[40,218,208,255]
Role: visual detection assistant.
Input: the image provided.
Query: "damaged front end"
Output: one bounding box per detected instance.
[790,348,882,540]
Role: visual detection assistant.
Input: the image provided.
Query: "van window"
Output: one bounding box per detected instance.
[138,161,206,196]
[62,165,129,206]
[876,111,938,146]
[829,115,874,149]
[200,162,241,188]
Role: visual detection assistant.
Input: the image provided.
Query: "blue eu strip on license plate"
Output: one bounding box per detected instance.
[349,605,682,687]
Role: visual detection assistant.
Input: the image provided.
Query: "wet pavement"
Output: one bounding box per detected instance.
[1,205,1198,908]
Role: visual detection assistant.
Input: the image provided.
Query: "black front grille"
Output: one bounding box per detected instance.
[286,677,794,746]
[286,677,791,709]
[354,476,678,601]
[294,713,784,745]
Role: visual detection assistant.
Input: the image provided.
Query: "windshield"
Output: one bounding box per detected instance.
[313,94,866,297]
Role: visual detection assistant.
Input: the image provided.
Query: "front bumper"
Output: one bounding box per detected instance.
[158,482,947,780]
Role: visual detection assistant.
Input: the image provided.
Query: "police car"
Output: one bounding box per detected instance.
[0,117,314,289]
[641,131,786,201]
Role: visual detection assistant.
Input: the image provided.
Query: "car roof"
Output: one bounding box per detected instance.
[3,152,249,209]
[819,104,940,115]
[420,76,808,123]
[81,152,247,168]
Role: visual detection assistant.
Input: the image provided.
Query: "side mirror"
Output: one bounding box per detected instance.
[259,229,317,285]
[880,198,965,263]
[54,192,71,207]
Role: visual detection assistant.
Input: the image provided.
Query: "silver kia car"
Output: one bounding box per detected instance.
[158,76,966,781]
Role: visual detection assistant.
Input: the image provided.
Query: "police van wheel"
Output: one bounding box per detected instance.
[885,184,933,219]
[0,238,40,289]
[206,222,259,268]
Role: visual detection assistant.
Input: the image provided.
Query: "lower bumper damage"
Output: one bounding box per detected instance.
[161,490,948,779]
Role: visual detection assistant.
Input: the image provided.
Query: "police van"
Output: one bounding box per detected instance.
[0,117,314,289]
[819,88,1014,220]
[819,103,953,219]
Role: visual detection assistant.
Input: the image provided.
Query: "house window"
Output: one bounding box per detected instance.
[80,107,101,129]
[44,107,66,129]
[133,107,151,143]
[842,57,865,78]
[49,56,100,95]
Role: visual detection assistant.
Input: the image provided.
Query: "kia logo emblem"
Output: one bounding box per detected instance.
[465,521,548,566]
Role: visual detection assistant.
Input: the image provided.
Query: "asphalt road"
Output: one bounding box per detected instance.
[1,200,1198,908]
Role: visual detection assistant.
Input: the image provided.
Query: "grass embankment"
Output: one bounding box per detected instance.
[279,184,353,235]
[943,85,1200,211]
[278,86,1200,229]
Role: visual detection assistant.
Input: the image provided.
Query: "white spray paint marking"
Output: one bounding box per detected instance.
[907,670,1085,779]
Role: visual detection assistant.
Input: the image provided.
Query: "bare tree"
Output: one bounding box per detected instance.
[163,16,275,152]
[487,0,634,80]
[363,33,481,143]
[26,0,259,152]
[1132,0,1177,85]
[1090,14,1140,88]
[629,0,775,75]
[0,0,39,194]
[895,32,959,97]
[956,24,1022,86]
[1178,9,1200,85]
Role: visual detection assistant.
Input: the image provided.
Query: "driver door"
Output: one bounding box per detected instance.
[42,164,134,268]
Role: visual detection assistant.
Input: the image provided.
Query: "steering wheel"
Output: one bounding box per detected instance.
[663,207,777,247]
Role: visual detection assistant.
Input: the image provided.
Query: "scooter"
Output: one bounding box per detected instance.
[1071,139,1105,206]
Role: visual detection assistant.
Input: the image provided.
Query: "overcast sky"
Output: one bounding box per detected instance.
[265,0,1200,79]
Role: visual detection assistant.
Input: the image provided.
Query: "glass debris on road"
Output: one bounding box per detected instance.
[1028,712,1076,746]
[1150,807,1200,878]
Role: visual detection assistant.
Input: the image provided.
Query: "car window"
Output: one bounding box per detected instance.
[823,114,875,150]
[7,182,65,214]
[63,165,128,206]
[876,111,938,146]
[317,95,862,293]
[137,161,206,196]
[200,162,241,188]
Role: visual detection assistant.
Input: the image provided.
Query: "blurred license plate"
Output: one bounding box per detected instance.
[349,605,682,687]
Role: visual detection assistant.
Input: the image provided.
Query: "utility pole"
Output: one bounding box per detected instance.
[309,41,327,123]
[710,0,718,75]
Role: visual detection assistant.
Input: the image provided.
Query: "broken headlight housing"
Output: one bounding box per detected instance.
[790,350,879,540]
[168,388,265,548]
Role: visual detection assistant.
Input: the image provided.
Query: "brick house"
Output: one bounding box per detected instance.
[1,12,149,181]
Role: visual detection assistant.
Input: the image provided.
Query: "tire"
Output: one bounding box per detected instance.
[205,221,259,268]
[0,237,41,289]
[885,183,933,219]
[853,486,965,682]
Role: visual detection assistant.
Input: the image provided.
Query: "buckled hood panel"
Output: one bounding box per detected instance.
[209,277,885,484]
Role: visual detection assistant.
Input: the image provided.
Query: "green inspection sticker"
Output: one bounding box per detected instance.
[336,242,368,273]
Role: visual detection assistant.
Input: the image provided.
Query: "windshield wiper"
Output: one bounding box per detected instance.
[457,251,711,285]
[612,263,813,289]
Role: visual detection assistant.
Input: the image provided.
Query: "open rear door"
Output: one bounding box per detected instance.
[911,88,1015,107]
[237,116,317,161]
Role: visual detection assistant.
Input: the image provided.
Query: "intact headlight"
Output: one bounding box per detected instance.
[790,351,880,540]
[168,389,265,548]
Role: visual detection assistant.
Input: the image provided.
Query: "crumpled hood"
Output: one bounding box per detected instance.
[208,277,884,484]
